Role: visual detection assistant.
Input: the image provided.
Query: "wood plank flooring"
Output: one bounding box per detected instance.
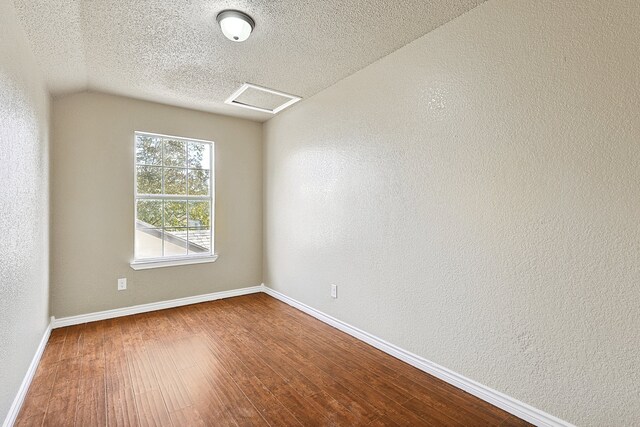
[16,294,531,426]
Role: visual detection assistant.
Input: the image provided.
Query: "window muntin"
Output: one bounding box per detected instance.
[134,132,214,261]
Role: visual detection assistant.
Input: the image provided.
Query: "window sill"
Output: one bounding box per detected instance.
[130,254,218,270]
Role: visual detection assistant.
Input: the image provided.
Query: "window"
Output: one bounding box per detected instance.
[131,132,215,269]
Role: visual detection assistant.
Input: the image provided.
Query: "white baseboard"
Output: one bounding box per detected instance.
[261,284,573,427]
[52,285,262,328]
[3,318,53,427]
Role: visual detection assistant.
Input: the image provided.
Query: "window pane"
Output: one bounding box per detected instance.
[136,199,162,227]
[164,200,187,228]
[134,133,214,262]
[163,227,187,256]
[188,201,210,228]
[164,168,187,195]
[188,142,211,169]
[188,169,210,196]
[135,225,163,259]
[137,166,162,194]
[188,228,211,253]
[164,139,186,167]
[136,135,162,165]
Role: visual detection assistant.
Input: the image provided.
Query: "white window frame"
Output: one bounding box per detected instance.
[130,131,217,270]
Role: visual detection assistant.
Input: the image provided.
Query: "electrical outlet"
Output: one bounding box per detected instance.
[331,284,337,299]
[117,278,127,291]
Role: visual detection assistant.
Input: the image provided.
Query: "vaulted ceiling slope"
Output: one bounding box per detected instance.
[14,0,484,121]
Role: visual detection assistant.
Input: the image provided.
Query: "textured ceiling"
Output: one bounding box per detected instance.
[14,0,484,121]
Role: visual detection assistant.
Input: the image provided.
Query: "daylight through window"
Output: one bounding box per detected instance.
[134,132,214,261]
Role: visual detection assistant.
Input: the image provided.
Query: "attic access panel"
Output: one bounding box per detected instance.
[225,83,301,114]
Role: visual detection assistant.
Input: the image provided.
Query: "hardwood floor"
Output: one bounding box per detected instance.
[16,294,531,426]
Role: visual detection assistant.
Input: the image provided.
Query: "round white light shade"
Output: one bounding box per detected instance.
[217,10,255,42]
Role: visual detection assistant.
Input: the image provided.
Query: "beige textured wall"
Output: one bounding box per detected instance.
[52,92,262,318]
[264,1,640,425]
[0,0,50,421]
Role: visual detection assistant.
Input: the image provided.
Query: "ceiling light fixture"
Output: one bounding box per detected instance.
[216,10,255,42]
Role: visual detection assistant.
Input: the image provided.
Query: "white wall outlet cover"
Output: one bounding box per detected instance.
[117,278,127,290]
[331,284,337,298]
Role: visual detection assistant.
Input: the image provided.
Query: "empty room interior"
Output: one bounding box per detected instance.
[1,0,638,426]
